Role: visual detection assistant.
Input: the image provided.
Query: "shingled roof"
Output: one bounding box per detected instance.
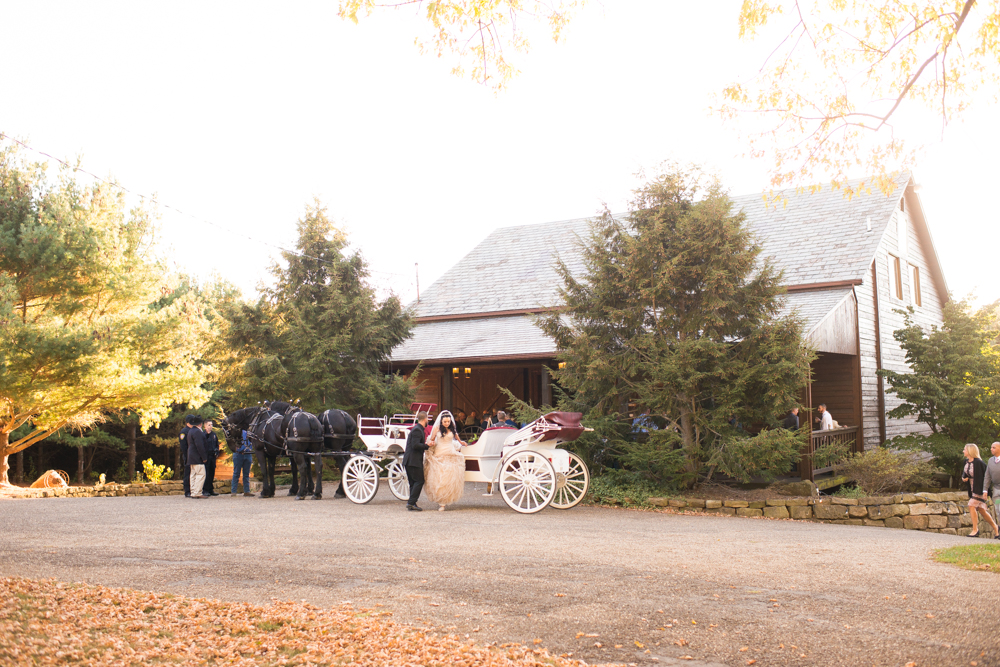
[411,174,910,320]
[392,175,921,363]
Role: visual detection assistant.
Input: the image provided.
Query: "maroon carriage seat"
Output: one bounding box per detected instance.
[538,412,585,441]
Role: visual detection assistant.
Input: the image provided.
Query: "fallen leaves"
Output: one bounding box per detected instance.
[0,577,587,667]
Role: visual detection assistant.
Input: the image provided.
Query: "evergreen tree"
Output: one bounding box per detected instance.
[540,166,812,487]
[881,300,1000,474]
[0,145,212,485]
[220,201,412,415]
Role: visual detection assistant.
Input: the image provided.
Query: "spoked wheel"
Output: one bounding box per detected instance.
[551,451,590,510]
[386,459,409,501]
[343,455,379,504]
[499,451,556,514]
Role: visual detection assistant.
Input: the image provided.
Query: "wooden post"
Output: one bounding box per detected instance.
[442,365,453,411]
[872,261,886,445]
[541,368,551,407]
[77,446,85,485]
[799,363,815,481]
[127,422,137,482]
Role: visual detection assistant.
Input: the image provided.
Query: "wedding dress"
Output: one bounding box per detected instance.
[423,415,466,508]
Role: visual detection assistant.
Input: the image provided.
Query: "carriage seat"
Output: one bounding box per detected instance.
[477,427,516,457]
[537,412,585,441]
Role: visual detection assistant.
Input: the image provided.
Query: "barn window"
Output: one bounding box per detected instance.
[910,265,922,307]
[887,254,903,300]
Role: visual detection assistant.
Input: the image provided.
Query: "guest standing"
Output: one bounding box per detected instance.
[178,415,196,497]
[232,429,254,496]
[203,420,220,496]
[186,417,210,499]
[783,407,800,430]
[814,404,834,431]
[962,443,999,538]
[981,441,1000,539]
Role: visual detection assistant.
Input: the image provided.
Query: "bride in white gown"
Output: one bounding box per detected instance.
[424,411,467,511]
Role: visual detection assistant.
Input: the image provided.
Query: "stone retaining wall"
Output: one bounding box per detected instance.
[647,491,991,536]
[4,480,233,499]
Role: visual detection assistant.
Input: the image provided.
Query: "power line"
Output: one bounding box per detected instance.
[0,131,416,284]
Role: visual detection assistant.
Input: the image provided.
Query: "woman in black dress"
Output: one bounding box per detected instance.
[962,443,999,538]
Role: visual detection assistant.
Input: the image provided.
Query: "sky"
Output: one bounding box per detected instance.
[2,0,996,306]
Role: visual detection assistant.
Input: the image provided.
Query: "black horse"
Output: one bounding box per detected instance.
[319,408,358,498]
[221,404,315,498]
[259,406,325,500]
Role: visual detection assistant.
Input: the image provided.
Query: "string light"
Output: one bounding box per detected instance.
[0,131,415,288]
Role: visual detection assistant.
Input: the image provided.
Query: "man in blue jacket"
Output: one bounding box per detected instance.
[402,411,429,511]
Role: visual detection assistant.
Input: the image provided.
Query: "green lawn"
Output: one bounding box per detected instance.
[933,543,1000,573]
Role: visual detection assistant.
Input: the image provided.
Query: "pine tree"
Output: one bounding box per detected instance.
[540,166,812,487]
[220,201,412,415]
[0,145,211,485]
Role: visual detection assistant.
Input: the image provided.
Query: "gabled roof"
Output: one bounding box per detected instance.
[411,174,912,320]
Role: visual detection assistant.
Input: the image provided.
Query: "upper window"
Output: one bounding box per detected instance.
[888,254,903,300]
[910,265,922,307]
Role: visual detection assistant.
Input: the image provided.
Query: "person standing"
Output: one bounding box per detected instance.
[814,404,833,431]
[232,429,254,496]
[403,411,430,511]
[982,441,1000,539]
[783,407,800,430]
[187,417,210,499]
[178,415,195,497]
[961,443,999,538]
[203,420,220,496]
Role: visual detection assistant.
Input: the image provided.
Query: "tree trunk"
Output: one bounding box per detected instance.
[0,431,10,485]
[15,450,23,484]
[77,446,85,485]
[678,394,699,488]
[36,442,44,479]
[127,422,137,481]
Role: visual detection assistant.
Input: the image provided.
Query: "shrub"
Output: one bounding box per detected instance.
[887,433,968,478]
[836,448,939,496]
[141,458,174,484]
[587,470,668,506]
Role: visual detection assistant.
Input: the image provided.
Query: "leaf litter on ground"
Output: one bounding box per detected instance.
[1,577,627,667]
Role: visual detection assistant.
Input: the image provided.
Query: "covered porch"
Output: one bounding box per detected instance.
[789,286,866,482]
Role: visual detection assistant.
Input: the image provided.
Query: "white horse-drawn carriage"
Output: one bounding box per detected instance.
[338,403,591,513]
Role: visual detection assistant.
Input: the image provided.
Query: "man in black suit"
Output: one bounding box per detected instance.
[178,415,196,497]
[203,420,220,496]
[402,411,429,511]
[186,417,210,499]
[782,407,800,430]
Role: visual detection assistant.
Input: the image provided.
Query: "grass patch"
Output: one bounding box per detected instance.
[933,544,1000,573]
[832,485,867,499]
[257,620,284,631]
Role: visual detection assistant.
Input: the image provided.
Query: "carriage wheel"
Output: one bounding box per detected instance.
[499,451,556,514]
[343,456,379,504]
[551,452,590,510]
[386,459,409,501]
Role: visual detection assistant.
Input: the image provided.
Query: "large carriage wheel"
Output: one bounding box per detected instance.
[498,451,556,514]
[342,455,379,504]
[386,459,409,502]
[551,452,590,510]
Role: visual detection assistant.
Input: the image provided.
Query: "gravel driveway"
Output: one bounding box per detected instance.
[1,484,996,666]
